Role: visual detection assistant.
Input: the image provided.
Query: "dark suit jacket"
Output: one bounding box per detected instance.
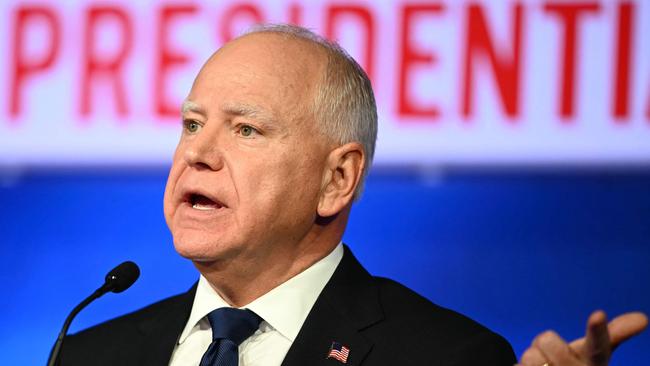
[60,246,517,365]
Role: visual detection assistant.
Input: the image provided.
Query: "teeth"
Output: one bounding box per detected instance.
[192,203,216,211]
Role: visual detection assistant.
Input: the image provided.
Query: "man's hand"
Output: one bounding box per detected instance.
[518,311,648,366]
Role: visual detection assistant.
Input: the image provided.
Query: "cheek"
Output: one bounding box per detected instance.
[229,144,325,214]
[163,153,186,221]
[255,156,322,207]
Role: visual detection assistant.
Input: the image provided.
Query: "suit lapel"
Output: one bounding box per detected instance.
[282,245,383,366]
[138,284,197,366]
[125,246,382,366]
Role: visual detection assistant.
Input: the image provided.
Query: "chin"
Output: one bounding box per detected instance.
[172,229,239,262]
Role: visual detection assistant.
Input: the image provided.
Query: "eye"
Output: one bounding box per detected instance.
[183,120,201,134]
[239,124,259,137]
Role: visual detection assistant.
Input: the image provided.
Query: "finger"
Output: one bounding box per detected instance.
[607,311,648,349]
[534,330,580,366]
[585,310,610,366]
[519,346,547,366]
[569,311,649,354]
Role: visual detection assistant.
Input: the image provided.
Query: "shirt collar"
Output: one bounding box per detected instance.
[178,242,344,344]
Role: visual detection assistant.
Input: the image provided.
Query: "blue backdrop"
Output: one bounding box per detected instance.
[0,168,648,365]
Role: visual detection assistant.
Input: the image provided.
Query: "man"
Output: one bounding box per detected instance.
[59,24,645,366]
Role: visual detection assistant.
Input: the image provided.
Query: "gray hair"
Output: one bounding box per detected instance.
[245,24,378,200]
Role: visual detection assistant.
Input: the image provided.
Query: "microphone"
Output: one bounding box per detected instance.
[47,261,140,366]
[103,261,140,293]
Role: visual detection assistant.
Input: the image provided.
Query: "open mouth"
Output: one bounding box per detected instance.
[186,193,224,211]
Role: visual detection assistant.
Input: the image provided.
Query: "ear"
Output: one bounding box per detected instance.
[318,142,365,217]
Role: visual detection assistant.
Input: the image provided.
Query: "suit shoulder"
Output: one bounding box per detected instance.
[374,276,487,333]
[59,290,193,366]
[370,276,516,364]
[70,290,188,339]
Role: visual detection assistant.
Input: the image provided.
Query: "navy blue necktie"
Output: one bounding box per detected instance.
[198,308,263,366]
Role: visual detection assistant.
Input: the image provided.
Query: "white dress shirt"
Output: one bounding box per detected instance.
[168,243,344,366]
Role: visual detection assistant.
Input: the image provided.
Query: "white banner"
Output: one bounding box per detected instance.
[1,0,648,166]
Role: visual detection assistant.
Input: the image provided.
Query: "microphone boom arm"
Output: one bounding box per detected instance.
[46,261,140,366]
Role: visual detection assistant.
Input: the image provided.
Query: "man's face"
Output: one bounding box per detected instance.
[163,33,331,264]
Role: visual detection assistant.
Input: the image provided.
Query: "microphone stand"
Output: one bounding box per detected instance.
[46,261,139,366]
[46,282,112,366]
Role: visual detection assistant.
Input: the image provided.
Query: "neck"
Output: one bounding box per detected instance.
[194,233,341,307]
[195,207,351,307]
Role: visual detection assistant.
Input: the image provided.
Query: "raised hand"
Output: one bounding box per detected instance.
[518,311,647,366]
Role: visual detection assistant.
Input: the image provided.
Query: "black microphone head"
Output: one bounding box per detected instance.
[105,261,140,293]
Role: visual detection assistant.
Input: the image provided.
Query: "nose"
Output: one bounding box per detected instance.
[182,125,224,171]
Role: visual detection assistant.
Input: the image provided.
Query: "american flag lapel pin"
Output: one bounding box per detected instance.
[326,341,350,364]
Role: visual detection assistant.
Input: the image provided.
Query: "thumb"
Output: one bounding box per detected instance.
[607,311,648,349]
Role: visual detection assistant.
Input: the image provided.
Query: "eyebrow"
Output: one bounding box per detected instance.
[221,102,278,127]
[181,100,280,131]
[181,100,206,115]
